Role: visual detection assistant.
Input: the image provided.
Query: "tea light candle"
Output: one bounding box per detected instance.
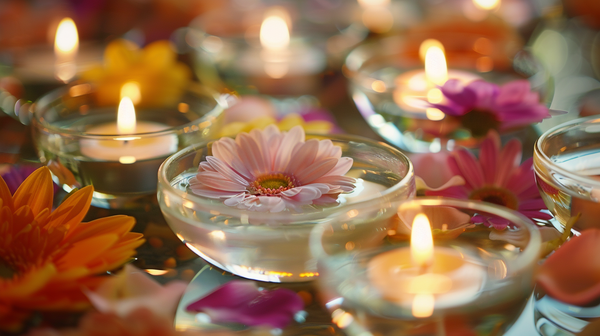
[368,213,485,317]
[238,8,326,80]
[80,97,178,163]
[393,40,480,120]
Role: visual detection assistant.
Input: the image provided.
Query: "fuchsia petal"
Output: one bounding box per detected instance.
[468,80,500,109]
[478,136,498,185]
[186,280,304,329]
[495,80,531,106]
[495,139,522,187]
[440,79,478,109]
[453,149,485,189]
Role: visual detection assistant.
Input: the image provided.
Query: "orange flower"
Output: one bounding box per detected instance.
[0,167,144,332]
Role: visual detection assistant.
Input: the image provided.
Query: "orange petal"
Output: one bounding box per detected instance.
[0,263,56,299]
[12,167,53,216]
[0,174,13,210]
[46,186,93,233]
[68,215,136,243]
[55,234,119,271]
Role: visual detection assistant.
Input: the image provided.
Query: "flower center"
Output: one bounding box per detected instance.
[460,110,501,137]
[469,186,519,210]
[250,173,297,196]
[0,262,16,279]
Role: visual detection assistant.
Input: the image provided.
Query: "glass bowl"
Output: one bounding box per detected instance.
[157,133,415,283]
[345,34,553,153]
[32,82,225,209]
[311,197,541,336]
[534,116,600,232]
[186,0,367,97]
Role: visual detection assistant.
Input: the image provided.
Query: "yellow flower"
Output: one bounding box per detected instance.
[219,113,334,137]
[80,39,191,106]
[0,167,144,332]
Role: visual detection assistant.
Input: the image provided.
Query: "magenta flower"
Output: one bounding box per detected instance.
[190,125,355,212]
[431,79,550,137]
[426,131,552,222]
[186,280,304,329]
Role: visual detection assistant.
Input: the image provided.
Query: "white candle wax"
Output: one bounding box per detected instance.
[80,121,178,162]
[238,41,326,78]
[367,246,486,310]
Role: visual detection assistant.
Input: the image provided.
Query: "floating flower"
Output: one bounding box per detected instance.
[186,280,304,329]
[27,307,236,336]
[190,125,355,212]
[220,95,338,137]
[80,39,191,106]
[0,167,144,332]
[426,131,552,222]
[431,79,550,137]
[85,264,187,320]
[536,229,600,306]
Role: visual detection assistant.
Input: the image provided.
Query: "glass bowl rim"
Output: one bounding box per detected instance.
[535,115,600,189]
[310,196,542,275]
[157,132,415,223]
[32,82,226,139]
[344,34,548,84]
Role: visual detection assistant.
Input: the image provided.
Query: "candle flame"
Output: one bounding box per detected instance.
[412,294,435,318]
[54,18,78,83]
[473,0,500,10]
[260,11,290,51]
[117,97,136,134]
[55,18,78,55]
[424,44,448,86]
[120,81,142,105]
[410,214,434,268]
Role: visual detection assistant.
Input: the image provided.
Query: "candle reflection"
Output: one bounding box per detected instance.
[260,9,291,79]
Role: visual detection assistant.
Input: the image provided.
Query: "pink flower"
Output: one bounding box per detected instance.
[190,125,355,212]
[426,131,551,222]
[186,280,304,329]
[431,79,550,137]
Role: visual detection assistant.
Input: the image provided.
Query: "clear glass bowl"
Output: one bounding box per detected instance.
[187,0,367,97]
[534,116,600,232]
[311,197,541,336]
[157,134,415,282]
[345,34,553,153]
[32,82,225,208]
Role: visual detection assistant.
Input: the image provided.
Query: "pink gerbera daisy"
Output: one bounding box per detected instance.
[426,131,552,223]
[190,125,356,213]
[431,79,550,137]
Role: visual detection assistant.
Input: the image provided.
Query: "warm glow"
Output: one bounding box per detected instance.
[426,108,445,121]
[55,18,78,56]
[425,45,448,86]
[412,294,435,318]
[419,39,444,62]
[260,13,290,51]
[357,0,390,6]
[120,81,141,105]
[473,0,500,10]
[117,97,136,134]
[54,18,78,83]
[411,214,434,268]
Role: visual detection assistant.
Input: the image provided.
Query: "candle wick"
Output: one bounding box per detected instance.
[123,139,129,145]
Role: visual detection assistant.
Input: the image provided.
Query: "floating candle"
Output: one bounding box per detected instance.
[367,212,485,316]
[80,96,178,163]
[393,40,480,120]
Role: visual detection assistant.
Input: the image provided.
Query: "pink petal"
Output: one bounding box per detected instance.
[206,157,249,186]
[190,177,243,198]
[466,80,499,109]
[453,149,485,189]
[495,139,522,187]
[315,140,342,161]
[236,133,270,176]
[426,185,470,199]
[478,136,498,185]
[324,157,353,177]
[440,79,477,109]
[519,210,553,220]
[286,139,319,174]
[284,186,321,203]
[196,171,247,192]
[495,80,531,106]
[212,138,253,180]
[257,196,286,213]
[224,193,248,207]
[273,126,305,172]
[186,280,304,329]
[295,158,338,184]
[311,175,356,190]
[505,159,536,196]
